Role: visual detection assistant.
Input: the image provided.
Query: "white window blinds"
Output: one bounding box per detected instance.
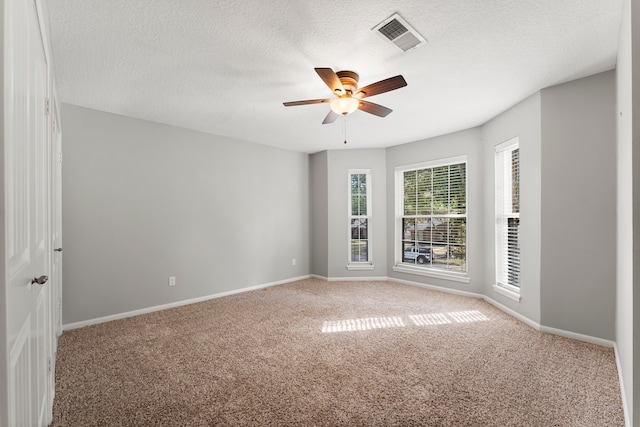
[399,159,467,273]
[349,170,371,264]
[495,139,520,289]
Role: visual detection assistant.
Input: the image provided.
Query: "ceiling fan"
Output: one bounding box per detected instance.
[283,67,407,124]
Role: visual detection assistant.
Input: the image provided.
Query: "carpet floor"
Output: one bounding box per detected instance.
[51,279,624,426]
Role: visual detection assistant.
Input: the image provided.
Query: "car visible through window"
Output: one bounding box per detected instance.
[403,246,432,264]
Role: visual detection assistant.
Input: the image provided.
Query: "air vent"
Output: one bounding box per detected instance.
[373,13,426,52]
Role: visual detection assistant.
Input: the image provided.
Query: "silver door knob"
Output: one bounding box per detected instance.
[31,275,48,285]
[54,248,62,252]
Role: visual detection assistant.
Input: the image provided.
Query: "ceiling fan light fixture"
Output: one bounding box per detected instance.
[283,67,407,124]
[330,97,359,115]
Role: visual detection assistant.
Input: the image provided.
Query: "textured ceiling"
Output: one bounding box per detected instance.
[46,0,623,153]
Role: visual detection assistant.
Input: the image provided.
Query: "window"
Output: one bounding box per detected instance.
[495,138,520,298]
[348,169,372,270]
[394,157,467,281]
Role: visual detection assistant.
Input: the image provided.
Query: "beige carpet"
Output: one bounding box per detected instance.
[51,278,624,426]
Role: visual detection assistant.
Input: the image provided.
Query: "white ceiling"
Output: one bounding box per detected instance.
[46,0,623,154]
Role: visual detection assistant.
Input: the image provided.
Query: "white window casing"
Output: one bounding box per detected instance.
[393,156,468,281]
[347,169,373,270]
[495,138,521,301]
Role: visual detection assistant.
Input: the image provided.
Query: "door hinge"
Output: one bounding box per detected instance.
[58,298,62,310]
[58,151,63,164]
[48,357,52,374]
[45,97,51,115]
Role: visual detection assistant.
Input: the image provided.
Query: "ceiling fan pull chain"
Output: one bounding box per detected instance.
[343,115,347,144]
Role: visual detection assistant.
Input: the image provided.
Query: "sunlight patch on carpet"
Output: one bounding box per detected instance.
[321,316,405,333]
[322,311,490,333]
[447,310,490,323]
[409,310,489,326]
[409,313,452,326]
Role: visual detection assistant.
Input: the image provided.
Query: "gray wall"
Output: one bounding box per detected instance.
[481,92,542,323]
[385,128,484,294]
[326,149,387,278]
[382,73,616,342]
[62,104,309,324]
[310,151,328,277]
[62,72,619,351]
[616,0,638,422]
[539,71,616,340]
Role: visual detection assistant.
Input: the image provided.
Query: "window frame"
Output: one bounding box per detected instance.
[392,156,469,283]
[347,169,373,271]
[494,137,521,302]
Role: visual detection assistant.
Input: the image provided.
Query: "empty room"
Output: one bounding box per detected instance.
[2,0,640,425]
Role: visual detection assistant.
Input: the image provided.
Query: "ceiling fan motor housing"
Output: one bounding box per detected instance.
[336,71,359,95]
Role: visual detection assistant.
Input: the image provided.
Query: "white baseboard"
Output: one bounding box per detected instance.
[482,295,541,331]
[391,277,616,349]
[614,343,631,427]
[62,275,312,331]
[389,277,484,299]
[483,295,615,347]
[539,324,615,347]
[310,274,388,282]
[326,276,388,282]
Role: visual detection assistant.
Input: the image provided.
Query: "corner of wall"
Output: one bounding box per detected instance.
[479,91,542,325]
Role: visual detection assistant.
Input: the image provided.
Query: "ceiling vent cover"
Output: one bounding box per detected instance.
[373,13,426,52]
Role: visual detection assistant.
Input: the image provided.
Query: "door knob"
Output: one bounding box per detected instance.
[31,275,48,285]
[54,248,62,252]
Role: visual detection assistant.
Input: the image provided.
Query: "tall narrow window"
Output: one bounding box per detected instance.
[394,157,467,281]
[348,169,372,269]
[495,138,520,294]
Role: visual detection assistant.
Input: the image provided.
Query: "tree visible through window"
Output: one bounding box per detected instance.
[398,160,467,273]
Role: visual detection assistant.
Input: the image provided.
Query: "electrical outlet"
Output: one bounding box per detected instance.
[291,258,296,266]
[169,276,176,287]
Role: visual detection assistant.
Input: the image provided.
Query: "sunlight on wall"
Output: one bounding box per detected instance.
[322,310,489,333]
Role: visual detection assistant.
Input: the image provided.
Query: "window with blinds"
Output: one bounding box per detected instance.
[396,158,467,274]
[348,170,371,267]
[495,138,520,290]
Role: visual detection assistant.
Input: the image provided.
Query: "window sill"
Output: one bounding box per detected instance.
[492,284,521,302]
[346,263,374,271]
[392,264,470,283]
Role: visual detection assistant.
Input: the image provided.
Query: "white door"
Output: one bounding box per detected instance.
[6,0,53,425]
[51,100,63,338]
[50,97,63,412]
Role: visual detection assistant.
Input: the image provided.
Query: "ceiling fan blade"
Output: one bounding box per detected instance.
[283,99,331,107]
[322,110,340,124]
[358,100,393,117]
[355,75,407,99]
[315,68,345,95]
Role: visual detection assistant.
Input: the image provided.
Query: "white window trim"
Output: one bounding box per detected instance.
[347,169,373,270]
[393,155,469,282]
[393,263,470,283]
[495,137,520,298]
[346,263,374,271]
[492,283,521,302]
